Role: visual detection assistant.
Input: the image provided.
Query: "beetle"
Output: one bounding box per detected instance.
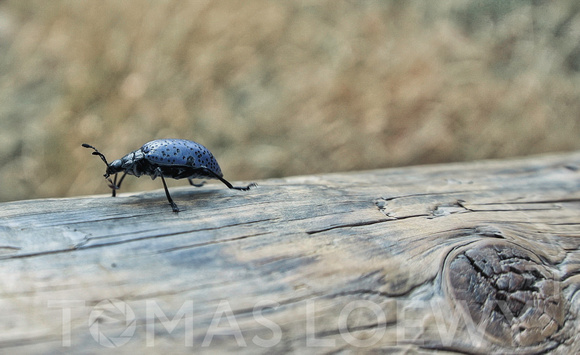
[82,139,256,212]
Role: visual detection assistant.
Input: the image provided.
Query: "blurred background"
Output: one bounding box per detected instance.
[1,0,579,202]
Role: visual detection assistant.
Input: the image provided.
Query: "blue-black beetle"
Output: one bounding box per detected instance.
[82,139,256,212]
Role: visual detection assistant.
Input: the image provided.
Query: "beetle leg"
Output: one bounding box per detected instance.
[188,179,206,188]
[160,175,180,212]
[106,173,118,197]
[115,172,128,195]
[112,173,118,197]
[107,172,128,197]
[199,168,257,191]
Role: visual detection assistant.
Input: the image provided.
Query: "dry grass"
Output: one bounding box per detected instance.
[0,0,579,201]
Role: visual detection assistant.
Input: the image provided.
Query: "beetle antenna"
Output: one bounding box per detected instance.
[82,143,110,167]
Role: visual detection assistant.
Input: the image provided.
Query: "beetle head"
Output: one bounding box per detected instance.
[106,159,123,176]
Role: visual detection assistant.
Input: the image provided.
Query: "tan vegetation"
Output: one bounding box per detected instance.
[1,0,579,201]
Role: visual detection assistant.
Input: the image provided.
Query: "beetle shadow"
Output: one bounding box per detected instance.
[114,187,228,212]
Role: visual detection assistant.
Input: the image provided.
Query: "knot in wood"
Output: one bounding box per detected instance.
[444,240,565,348]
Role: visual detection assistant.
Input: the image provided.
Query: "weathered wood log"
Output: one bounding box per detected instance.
[1,152,579,354]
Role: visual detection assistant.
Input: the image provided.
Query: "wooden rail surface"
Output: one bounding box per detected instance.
[1,152,579,354]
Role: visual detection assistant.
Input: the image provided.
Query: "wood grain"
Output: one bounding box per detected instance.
[1,152,579,354]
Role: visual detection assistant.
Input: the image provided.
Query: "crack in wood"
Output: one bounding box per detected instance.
[0,334,64,350]
[0,218,278,260]
[306,219,392,235]
[157,232,272,254]
[312,320,396,340]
